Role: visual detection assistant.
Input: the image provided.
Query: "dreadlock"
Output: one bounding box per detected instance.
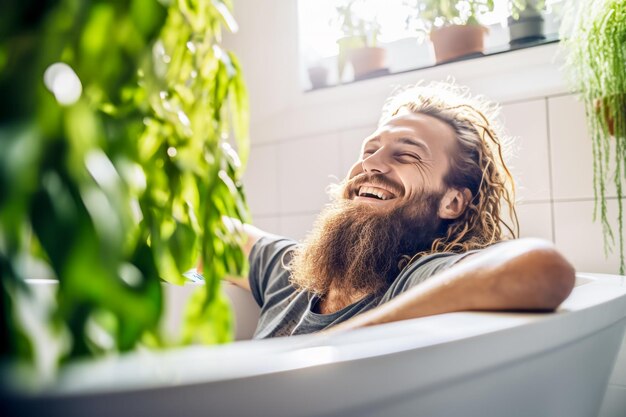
[378,81,519,266]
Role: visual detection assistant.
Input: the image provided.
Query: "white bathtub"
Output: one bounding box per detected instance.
[3,273,626,417]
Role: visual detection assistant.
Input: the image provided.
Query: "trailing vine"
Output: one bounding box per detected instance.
[561,0,626,273]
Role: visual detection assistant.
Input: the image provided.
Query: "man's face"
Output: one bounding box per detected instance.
[287,110,462,299]
[344,110,457,211]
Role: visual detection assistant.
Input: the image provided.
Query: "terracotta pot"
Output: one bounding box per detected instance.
[337,36,367,82]
[594,96,625,137]
[429,24,487,64]
[348,47,387,80]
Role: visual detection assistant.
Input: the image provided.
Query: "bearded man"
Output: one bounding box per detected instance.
[222,82,575,339]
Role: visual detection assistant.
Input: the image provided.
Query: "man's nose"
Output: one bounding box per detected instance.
[361,149,390,174]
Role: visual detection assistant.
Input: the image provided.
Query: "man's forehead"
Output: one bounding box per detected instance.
[363,111,456,152]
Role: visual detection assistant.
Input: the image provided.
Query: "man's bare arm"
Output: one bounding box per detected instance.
[223,217,266,260]
[328,238,576,333]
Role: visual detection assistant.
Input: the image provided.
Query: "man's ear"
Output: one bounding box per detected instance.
[438,188,472,220]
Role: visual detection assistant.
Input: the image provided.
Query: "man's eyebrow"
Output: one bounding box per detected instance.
[397,137,431,157]
[361,137,380,152]
[363,137,379,147]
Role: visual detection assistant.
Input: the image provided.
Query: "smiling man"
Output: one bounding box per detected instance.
[227,82,575,338]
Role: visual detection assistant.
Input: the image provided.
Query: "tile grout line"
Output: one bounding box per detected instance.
[274,144,283,235]
[500,91,572,107]
[249,123,376,148]
[248,93,574,148]
[252,210,321,219]
[544,97,557,244]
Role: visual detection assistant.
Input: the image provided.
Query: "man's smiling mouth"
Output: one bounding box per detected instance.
[357,185,397,201]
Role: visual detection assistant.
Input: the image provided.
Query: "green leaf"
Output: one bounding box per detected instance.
[2,0,250,369]
[181,282,233,345]
[212,0,239,33]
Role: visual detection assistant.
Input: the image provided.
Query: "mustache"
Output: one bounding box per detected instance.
[344,173,404,198]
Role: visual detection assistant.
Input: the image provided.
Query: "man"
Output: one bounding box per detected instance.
[225,82,575,338]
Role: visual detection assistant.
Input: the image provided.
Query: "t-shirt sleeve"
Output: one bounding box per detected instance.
[382,251,478,301]
[248,234,297,307]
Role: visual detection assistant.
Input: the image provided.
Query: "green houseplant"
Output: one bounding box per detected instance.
[0,0,249,370]
[406,0,494,64]
[561,0,626,272]
[334,0,387,81]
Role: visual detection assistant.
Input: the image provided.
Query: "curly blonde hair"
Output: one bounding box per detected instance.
[379,81,519,265]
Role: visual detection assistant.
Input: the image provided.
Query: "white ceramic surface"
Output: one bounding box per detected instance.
[243,143,280,216]
[4,273,626,417]
[500,98,552,202]
[515,202,553,241]
[554,199,626,274]
[549,95,619,201]
[278,131,342,214]
[279,212,318,242]
[338,125,377,176]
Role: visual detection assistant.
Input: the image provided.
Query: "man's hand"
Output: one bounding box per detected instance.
[197,217,267,291]
[327,238,576,334]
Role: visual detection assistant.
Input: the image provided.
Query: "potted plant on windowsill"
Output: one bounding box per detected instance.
[0,0,249,372]
[334,0,388,82]
[560,0,626,272]
[406,0,495,64]
[307,64,330,89]
[508,0,546,45]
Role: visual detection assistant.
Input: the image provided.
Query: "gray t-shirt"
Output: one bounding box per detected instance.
[248,234,475,339]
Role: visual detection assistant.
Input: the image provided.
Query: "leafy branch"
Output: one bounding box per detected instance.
[0,0,249,369]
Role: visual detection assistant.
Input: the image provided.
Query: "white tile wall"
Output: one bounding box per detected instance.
[338,125,377,177]
[515,202,553,241]
[238,62,626,417]
[216,9,622,403]
[279,212,319,242]
[500,99,552,202]
[549,95,619,200]
[278,132,343,214]
[243,144,280,216]
[251,216,281,236]
[249,96,385,144]
[553,199,625,274]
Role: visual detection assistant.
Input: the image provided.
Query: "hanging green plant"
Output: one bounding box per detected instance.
[0,0,249,369]
[561,0,626,273]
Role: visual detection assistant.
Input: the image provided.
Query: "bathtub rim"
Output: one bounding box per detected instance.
[2,271,625,401]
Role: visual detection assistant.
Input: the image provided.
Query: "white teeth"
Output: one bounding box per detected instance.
[358,186,389,200]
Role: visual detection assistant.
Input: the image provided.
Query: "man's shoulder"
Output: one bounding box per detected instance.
[248,234,299,305]
[250,234,298,262]
[380,250,478,302]
[406,250,474,276]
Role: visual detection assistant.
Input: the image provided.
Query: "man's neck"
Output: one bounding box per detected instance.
[316,284,369,315]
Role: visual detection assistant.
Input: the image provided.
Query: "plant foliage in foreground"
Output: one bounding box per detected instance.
[561,0,626,273]
[0,0,249,367]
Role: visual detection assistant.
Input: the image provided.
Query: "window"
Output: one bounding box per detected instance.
[298,0,568,90]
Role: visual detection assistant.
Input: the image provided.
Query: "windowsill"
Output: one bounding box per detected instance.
[305,33,560,93]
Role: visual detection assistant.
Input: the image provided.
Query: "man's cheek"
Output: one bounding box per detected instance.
[341,183,354,200]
